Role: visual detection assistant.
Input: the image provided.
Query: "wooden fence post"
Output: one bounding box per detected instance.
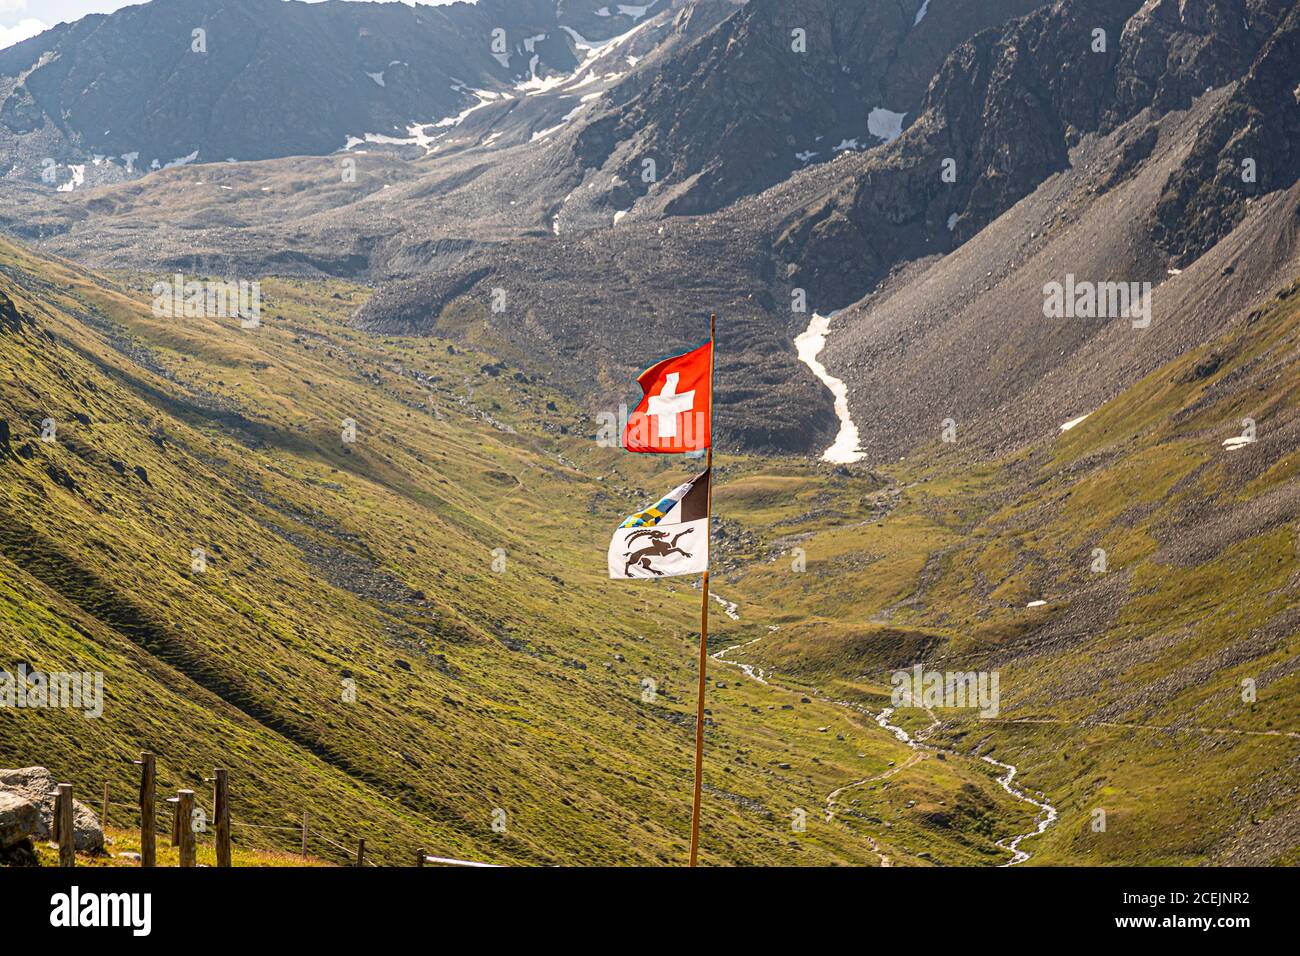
[136,752,155,867]
[214,769,231,868]
[56,783,75,867]
[176,790,196,867]
[169,793,181,847]
[101,782,109,833]
[301,811,309,859]
[355,838,365,867]
[417,847,426,868]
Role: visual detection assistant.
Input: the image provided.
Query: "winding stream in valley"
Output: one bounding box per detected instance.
[708,315,1060,863]
[710,599,1058,866]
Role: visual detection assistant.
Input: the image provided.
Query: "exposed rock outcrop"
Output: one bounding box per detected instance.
[0,790,40,861]
[774,0,1293,310]
[0,767,104,855]
[0,289,31,334]
[1151,0,1300,263]
[564,0,1047,223]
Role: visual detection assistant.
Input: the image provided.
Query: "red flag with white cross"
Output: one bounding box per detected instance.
[622,340,712,453]
[614,319,716,868]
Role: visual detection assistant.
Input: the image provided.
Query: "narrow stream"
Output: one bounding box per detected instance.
[714,620,1059,865]
[981,756,1059,866]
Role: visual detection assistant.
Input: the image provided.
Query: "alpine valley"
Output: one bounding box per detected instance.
[1,0,1297,868]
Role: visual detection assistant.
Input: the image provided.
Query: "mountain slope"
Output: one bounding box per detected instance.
[815,0,1300,463]
[0,0,1045,277]
[2,0,1298,871]
[353,0,1300,461]
[820,100,1300,464]
[0,0,667,178]
[1151,0,1300,263]
[718,274,1300,864]
[1,237,1050,866]
[550,0,1048,227]
[773,0,1293,310]
[0,0,735,274]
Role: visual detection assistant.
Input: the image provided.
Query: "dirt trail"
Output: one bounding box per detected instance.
[823,749,925,867]
[983,716,1300,740]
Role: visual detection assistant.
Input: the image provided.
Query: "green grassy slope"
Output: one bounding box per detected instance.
[717,281,1300,865]
[0,238,1045,866]
[10,234,1288,866]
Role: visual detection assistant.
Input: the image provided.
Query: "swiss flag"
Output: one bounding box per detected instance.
[623,341,712,453]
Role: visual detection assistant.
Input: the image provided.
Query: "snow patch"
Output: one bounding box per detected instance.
[343,123,437,152]
[914,0,931,26]
[432,88,502,131]
[512,28,646,96]
[795,311,865,464]
[1059,413,1090,432]
[163,150,199,169]
[1222,436,1255,451]
[530,105,583,142]
[366,70,385,87]
[55,164,85,192]
[867,107,906,142]
[559,25,592,45]
[565,73,602,92]
[517,66,571,95]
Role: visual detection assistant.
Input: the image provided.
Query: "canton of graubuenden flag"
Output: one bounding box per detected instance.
[608,470,710,578]
[623,341,712,453]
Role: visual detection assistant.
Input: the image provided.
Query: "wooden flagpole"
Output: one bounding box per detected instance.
[688,312,717,867]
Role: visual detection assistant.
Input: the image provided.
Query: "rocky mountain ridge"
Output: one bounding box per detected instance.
[0,0,670,184]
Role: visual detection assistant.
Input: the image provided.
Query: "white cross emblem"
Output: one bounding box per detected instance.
[647,372,695,439]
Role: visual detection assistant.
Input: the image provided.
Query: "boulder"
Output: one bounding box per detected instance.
[0,790,39,848]
[0,767,104,854]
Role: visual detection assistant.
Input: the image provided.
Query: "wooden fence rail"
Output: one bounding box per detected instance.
[42,752,500,869]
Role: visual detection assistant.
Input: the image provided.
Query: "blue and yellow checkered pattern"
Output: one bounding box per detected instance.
[619,493,678,528]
